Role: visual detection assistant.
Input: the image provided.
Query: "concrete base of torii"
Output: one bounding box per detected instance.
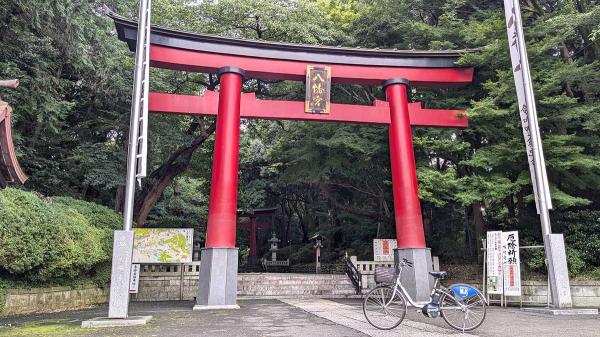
[194,248,240,310]
[394,248,434,303]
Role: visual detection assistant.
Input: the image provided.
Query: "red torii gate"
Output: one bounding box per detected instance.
[236,207,277,269]
[111,13,474,309]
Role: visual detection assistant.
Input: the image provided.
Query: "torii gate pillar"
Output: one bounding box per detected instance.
[194,67,244,310]
[384,78,433,302]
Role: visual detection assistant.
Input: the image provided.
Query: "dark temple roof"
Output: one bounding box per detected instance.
[109,12,473,69]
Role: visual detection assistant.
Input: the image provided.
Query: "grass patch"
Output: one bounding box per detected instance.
[0,323,82,336]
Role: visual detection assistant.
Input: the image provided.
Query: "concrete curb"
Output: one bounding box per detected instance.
[81,315,152,328]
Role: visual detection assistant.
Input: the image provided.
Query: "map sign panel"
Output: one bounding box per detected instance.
[132,228,193,263]
[373,239,397,262]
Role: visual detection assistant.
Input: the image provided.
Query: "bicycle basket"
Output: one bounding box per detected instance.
[374,266,397,284]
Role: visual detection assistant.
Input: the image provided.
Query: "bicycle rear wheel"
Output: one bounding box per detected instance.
[440,290,486,331]
[362,285,407,330]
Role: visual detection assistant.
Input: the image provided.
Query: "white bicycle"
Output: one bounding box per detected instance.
[362,259,487,332]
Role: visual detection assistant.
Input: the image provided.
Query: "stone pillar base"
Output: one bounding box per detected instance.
[195,248,239,309]
[544,234,573,308]
[108,230,134,319]
[394,248,433,303]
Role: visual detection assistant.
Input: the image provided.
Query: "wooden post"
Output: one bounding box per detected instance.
[316,246,321,274]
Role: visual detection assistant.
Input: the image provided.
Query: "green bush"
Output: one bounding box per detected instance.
[0,188,120,285]
[522,245,545,274]
[53,196,121,230]
[53,196,120,262]
[519,241,587,276]
[566,248,586,276]
[557,210,600,273]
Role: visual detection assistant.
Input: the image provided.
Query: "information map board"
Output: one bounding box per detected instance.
[132,228,193,263]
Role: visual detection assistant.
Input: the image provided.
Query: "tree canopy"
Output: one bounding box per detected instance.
[1,0,599,275]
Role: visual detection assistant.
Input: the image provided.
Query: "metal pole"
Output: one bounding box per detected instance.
[482,239,487,299]
[107,0,150,319]
[123,0,150,231]
[511,0,552,236]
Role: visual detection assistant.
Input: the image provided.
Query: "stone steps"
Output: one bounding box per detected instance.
[237,273,359,298]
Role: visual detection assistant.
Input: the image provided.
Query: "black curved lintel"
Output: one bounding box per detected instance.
[109,12,474,69]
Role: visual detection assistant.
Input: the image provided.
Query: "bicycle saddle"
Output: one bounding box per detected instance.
[429,271,447,279]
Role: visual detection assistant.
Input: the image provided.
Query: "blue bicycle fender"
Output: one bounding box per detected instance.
[448,283,485,303]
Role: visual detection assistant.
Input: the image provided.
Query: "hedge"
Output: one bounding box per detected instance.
[0,188,120,285]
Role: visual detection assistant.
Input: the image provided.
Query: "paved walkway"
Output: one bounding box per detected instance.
[1,299,599,337]
[330,299,600,337]
[281,298,475,337]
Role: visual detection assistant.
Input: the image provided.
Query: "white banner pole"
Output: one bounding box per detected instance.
[502,0,572,308]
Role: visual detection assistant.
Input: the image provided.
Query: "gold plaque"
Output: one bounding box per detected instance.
[305,65,331,114]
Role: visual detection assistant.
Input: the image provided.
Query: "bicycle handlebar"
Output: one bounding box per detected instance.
[399,258,414,268]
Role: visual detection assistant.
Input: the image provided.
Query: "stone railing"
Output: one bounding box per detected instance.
[349,256,440,290]
[140,261,201,276]
[263,260,289,266]
[133,261,201,301]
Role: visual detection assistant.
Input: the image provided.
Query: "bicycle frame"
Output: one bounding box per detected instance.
[386,265,459,309]
[366,263,488,332]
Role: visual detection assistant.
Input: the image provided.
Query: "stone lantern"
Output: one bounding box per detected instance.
[310,233,325,274]
[268,232,281,262]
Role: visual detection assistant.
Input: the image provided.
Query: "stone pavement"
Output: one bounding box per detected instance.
[281,298,475,337]
[329,299,600,337]
[1,298,599,337]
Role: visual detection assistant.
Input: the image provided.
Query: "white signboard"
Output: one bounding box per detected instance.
[502,231,522,296]
[129,263,140,294]
[132,228,194,263]
[486,231,503,294]
[373,239,397,262]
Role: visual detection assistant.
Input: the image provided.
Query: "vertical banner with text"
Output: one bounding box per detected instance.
[486,231,503,294]
[502,231,522,296]
[503,0,552,213]
[129,263,140,294]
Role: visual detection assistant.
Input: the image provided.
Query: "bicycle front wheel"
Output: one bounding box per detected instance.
[440,290,486,331]
[362,285,407,330]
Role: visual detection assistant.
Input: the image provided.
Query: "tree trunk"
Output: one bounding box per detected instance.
[135,165,182,226]
[291,200,309,243]
[114,185,124,213]
[134,121,216,226]
[472,202,485,262]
